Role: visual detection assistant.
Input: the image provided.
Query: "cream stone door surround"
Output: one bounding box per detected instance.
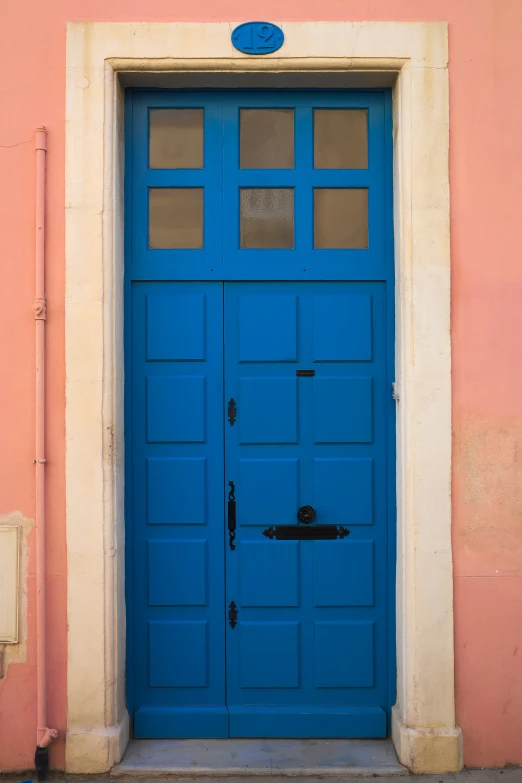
[65,20,460,774]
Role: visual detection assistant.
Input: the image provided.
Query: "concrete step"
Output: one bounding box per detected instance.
[111,738,407,777]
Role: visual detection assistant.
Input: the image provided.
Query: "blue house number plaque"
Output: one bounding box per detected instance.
[231,22,284,55]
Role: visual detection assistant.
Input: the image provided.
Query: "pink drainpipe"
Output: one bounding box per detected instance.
[34,126,57,777]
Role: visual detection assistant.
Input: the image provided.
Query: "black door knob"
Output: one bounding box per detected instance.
[297,505,316,524]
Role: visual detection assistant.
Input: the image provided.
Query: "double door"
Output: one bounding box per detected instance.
[126,90,395,738]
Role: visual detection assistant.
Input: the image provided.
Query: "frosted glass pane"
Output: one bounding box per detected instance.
[314,189,368,249]
[240,109,294,169]
[314,110,368,169]
[149,189,203,249]
[150,109,203,169]
[240,189,294,249]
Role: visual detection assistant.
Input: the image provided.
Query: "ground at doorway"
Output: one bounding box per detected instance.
[1,770,521,783]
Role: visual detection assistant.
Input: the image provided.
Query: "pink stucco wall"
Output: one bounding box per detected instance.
[0,0,521,771]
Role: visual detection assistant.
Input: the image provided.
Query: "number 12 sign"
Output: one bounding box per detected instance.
[231,22,284,55]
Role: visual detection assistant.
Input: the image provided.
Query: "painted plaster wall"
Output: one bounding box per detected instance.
[0,0,520,772]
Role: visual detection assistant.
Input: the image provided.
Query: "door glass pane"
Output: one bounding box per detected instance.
[150,109,204,169]
[314,189,368,249]
[149,188,203,249]
[240,109,294,169]
[240,188,294,248]
[314,110,368,169]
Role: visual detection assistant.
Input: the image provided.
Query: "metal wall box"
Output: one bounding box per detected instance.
[0,528,19,643]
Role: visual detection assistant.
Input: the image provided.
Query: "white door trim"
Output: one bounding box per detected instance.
[65,21,460,774]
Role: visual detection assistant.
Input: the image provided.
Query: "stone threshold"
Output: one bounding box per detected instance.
[110,738,407,777]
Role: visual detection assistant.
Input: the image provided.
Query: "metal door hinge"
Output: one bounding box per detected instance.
[228,398,237,426]
[228,601,238,628]
[391,382,400,401]
[228,481,236,550]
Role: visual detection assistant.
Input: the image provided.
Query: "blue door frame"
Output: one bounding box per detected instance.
[125,89,396,738]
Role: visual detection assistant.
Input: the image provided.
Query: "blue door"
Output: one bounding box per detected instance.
[128,282,227,737]
[224,281,389,737]
[126,90,395,739]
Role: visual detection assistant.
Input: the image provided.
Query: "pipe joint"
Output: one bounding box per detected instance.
[35,126,47,152]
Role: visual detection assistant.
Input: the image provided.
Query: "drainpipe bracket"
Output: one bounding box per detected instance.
[33,298,47,320]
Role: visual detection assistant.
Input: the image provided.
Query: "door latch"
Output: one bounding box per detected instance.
[391,382,400,401]
[228,601,238,629]
[228,481,236,550]
[263,525,350,540]
[228,398,237,426]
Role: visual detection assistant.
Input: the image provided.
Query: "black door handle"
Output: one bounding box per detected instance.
[263,525,350,540]
[228,481,236,550]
